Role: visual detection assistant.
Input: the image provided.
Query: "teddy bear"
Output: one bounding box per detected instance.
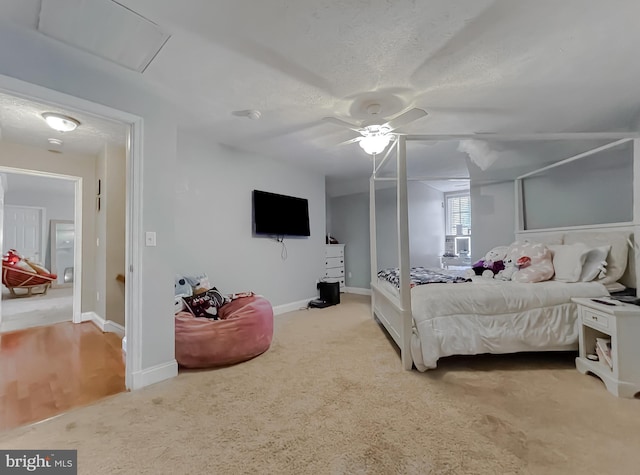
[466,245,508,279]
[495,256,518,281]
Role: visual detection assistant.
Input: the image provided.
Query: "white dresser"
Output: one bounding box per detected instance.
[324,244,345,291]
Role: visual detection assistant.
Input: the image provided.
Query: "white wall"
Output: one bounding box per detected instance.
[0,23,177,377]
[470,181,515,260]
[175,132,325,306]
[94,143,126,327]
[330,191,370,288]
[331,181,444,289]
[0,142,97,313]
[104,144,126,327]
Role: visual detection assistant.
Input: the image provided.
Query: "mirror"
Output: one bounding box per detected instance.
[50,220,74,287]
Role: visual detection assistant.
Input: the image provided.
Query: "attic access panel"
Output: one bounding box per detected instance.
[38,0,170,73]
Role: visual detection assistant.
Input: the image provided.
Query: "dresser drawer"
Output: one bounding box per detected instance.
[324,267,345,278]
[325,256,344,268]
[582,308,610,330]
[325,246,344,258]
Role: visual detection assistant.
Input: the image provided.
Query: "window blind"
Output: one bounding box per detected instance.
[446,194,471,235]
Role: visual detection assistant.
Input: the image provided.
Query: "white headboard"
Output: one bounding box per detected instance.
[515,223,637,290]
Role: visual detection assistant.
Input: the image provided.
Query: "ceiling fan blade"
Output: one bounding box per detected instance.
[323,116,362,133]
[383,108,428,131]
[337,136,362,146]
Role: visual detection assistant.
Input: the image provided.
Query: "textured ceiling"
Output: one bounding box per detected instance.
[1,0,640,190]
[0,91,127,156]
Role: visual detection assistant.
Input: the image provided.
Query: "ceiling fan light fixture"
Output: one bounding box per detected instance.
[42,112,80,132]
[359,133,392,155]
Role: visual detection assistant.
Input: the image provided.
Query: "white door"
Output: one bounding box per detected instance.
[3,206,43,263]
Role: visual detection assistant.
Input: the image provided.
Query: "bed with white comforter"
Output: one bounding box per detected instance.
[394,278,608,371]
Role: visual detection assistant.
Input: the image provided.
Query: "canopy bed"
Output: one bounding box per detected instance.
[369,133,640,371]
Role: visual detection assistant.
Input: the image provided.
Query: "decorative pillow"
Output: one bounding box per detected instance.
[24,259,55,277]
[547,243,590,282]
[508,241,554,283]
[579,245,611,282]
[563,231,630,285]
[13,259,37,273]
[182,287,228,319]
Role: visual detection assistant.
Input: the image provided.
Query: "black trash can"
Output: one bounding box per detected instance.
[317,281,340,305]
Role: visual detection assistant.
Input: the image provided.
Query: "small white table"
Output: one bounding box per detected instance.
[572,297,640,398]
[440,256,471,269]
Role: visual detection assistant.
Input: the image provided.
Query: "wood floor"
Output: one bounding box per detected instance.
[0,322,126,432]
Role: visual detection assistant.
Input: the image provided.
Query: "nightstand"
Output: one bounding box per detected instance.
[572,297,640,398]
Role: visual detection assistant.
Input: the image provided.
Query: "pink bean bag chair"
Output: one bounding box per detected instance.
[175,295,274,369]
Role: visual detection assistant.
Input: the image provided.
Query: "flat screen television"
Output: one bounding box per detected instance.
[253,190,310,237]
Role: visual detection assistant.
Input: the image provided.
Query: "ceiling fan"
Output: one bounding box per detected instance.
[323,105,427,155]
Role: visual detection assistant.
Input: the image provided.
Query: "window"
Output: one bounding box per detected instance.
[445,193,471,236]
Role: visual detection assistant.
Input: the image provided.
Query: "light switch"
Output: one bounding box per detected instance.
[145,231,157,247]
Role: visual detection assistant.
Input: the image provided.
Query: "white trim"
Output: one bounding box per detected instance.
[81,311,97,322]
[344,287,371,296]
[122,336,127,354]
[125,119,144,390]
[516,138,632,180]
[516,221,635,235]
[82,311,125,336]
[73,178,82,323]
[272,298,316,315]
[105,320,125,336]
[407,132,639,142]
[131,360,178,389]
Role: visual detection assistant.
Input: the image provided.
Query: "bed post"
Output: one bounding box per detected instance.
[396,136,412,370]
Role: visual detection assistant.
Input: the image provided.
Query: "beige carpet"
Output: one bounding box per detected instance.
[1,294,639,474]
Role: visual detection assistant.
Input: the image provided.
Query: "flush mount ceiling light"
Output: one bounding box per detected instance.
[359,132,392,155]
[42,112,80,132]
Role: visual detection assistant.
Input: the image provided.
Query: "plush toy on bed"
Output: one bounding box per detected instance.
[496,241,554,283]
[466,245,508,279]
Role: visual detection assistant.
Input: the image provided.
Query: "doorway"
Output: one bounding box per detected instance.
[0,171,80,333]
[0,74,144,394]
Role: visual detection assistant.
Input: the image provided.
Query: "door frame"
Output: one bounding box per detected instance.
[0,74,143,390]
[0,171,82,325]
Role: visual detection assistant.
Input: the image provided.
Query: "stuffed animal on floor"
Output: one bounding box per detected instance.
[175,274,193,297]
[467,245,508,279]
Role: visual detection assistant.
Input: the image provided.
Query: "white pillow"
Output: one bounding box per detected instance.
[564,231,630,285]
[579,245,611,282]
[549,243,590,282]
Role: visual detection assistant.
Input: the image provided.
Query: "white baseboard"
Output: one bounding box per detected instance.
[82,311,125,336]
[131,360,178,389]
[344,287,372,296]
[272,297,316,315]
